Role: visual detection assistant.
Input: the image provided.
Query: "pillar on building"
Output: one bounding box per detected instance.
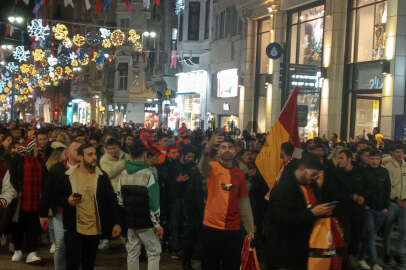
[240,19,257,132]
[381,0,406,138]
[319,0,348,138]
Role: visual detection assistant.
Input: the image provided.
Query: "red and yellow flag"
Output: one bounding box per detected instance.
[255,87,301,188]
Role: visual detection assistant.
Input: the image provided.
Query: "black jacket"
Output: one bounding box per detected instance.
[54,167,120,234]
[39,162,67,217]
[265,173,318,270]
[182,162,204,224]
[363,166,391,211]
[121,185,152,229]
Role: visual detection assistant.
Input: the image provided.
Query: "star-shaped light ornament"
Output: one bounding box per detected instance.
[73,34,85,47]
[128,29,141,44]
[110,29,125,46]
[52,24,69,40]
[27,19,50,41]
[63,37,73,48]
[69,52,78,60]
[99,28,111,39]
[13,46,30,62]
[32,49,45,62]
[47,55,58,66]
[6,62,19,74]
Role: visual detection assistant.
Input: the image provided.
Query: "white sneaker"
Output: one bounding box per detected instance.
[11,250,23,262]
[359,260,371,270]
[0,234,6,246]
[49,243,56,254]
[26,252,41,264]
[98,239,109,250]
[372,264,383,270]
[9,242,15,253]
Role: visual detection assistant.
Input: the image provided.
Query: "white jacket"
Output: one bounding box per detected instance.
[100,150,129,193]
[383,156,406,200]
[0,171,15,208]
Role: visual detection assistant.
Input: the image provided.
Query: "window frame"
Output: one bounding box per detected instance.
[118,63,128,91]
[188,1,201,41]
[349,0,387,63]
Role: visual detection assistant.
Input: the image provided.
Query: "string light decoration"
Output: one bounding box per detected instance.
[54,66,63,77]
[133,42,142,52]
[62,37,73,48]
[99,28,111,39]
[92,51,99,62]
[86,31,102,46]
[69,52,78,60]
[78,54,89,66]
[71,60,78,67]
[32,49,45,61]
[110,29,125,46]
[128,29,141,44]
[52,24,69,40]
[73,34,86,47]
[47,55,58,66]
[27,19,50,41]
[13,46,31,62]
[64,66,72,75]
[6,62,19,73]
[102,38,112,48]
[20,64,30,74]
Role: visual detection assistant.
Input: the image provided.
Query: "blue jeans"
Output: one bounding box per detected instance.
[168,198,184,251]
[384,201,406,255]
[361,209,387,265]
[49,217,55,243]
[52,213,66,270]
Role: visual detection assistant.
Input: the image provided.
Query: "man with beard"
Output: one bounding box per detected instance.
[199,135,254,270]
[55,143,121,270]
[323,150,366,269]
[265,154,335,270]
[36,130,52,164]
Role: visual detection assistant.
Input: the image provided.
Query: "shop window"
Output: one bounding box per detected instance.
[289,5,324,66]
[118,63,128,90]
[350,0,387,62]
[188,2,200,40]
[204,0,210,39]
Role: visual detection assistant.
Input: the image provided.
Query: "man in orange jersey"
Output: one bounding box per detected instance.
[199,134,254,270]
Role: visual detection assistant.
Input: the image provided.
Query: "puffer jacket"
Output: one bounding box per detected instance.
[117,159,160,229]
[383,156,406,200]
[363,166,391,211]
[100,150,128,193]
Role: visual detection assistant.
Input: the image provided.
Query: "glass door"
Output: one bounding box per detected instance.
[353,94,380,139]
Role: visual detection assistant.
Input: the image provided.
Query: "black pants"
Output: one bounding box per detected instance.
[13,211,41,252]
[202,226,243,270]
[65,231,100,270]
[183,221,201,263]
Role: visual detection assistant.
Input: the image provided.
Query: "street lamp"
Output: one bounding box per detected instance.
[150,32,157,38]
[8,16,23,24]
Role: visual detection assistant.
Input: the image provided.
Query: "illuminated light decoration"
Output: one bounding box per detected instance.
[41,60,48,67]
[3,87,9,93]
[13,46,30,62]
[23,77,29,83]
[71,60,78,67]
[54,66,63,76]
[7,81,12,88]
[20,64,30,74]
[58,54,71,66]
[92,51,99,62]
[64,66,72,75]
[133,42,142,52]
[47,55,58,66]
[73,34,86,47]
[32,49,45,61]
[102,38,112,48]
[128,29,141,44]
[86,31,102,46]
[78,54,89,66]
[52,24,69,40]
[110,29,125,46]
[69,52,78,60]
[49,71,55,78]
[15,84,20,90]
[0,81,6,90]
[6,62,19,73]
[62,37,73,48]
[53,81,59,86]
[99,28,111,39]
[27,19,50,41]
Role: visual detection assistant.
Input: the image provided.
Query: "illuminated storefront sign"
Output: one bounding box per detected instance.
[144,103,158,113]
[176,70,208,94]
[217,69,238,98]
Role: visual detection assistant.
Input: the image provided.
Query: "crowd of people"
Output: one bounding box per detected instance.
[0,121,403,270]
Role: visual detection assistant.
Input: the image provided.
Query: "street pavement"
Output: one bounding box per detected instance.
[0,240,190,270]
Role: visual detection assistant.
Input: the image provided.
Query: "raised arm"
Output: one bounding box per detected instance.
[198,134,222,177]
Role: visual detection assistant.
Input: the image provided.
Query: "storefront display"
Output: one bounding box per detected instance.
[217,69,238,98]
[66,99,90,125]
[220,115,239,132]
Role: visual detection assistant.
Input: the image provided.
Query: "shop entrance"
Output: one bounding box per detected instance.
[351,93,381,139]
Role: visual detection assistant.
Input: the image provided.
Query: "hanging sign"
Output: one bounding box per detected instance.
[266,42,283,60]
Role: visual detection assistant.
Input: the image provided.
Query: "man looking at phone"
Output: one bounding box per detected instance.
[55,143,121,270]
[265,154,335,270]
[199,135,254,270]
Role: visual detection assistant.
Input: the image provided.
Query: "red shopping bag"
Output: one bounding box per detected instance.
[241,236,260,270]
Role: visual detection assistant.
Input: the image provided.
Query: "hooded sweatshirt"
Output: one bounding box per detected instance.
[118,160,160,229]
